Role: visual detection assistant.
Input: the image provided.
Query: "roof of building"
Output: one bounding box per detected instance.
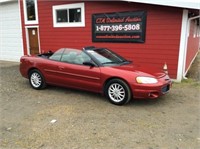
[122,0,200,9]
[0,0,16,3]
[1,0,200,10]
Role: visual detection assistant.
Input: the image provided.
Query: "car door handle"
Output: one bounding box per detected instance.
[58,66,64,70]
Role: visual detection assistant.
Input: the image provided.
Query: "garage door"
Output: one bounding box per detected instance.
[0,1,23,62]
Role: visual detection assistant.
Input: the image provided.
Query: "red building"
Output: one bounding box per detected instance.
[19,0,200,82]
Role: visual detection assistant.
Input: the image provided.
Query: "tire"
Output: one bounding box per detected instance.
[104,79,132,105]
[29,69,46,90]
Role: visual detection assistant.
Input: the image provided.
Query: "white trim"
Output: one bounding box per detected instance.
[23,0,39,25]
[18,0,24,56]
[52,3,85,28]
[25,26,41,55]
[177,9,188,82]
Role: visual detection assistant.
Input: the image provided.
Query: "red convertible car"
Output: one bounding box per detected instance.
[20,46,172,105]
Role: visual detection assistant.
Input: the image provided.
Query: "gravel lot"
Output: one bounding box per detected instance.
[0,55,200,149]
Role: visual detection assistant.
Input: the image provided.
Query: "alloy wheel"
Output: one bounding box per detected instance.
[30,72,42,88]
[108,83,125,103]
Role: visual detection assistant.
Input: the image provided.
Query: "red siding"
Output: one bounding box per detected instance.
[185,20,200,73]
[20,1,183,79]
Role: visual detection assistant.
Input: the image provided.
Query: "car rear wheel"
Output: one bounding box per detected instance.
[105,79,131,105]
[29,69,46,89]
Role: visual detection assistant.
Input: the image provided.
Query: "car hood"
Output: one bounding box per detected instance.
[112,63,166,78]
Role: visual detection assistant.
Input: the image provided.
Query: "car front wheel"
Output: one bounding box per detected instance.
[105,79,132,105]
[29,69,46,89]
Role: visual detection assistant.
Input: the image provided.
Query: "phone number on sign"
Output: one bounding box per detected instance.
[96,24,141,32]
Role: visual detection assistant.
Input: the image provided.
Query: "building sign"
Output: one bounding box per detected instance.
[92,11,147,43]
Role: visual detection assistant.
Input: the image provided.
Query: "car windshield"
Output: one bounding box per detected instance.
[87,48,129,66]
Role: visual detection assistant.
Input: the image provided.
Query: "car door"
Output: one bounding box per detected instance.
[59,62,101,92]
[42,48,68,85]
[44,48,101,93]
[59,49,101,92]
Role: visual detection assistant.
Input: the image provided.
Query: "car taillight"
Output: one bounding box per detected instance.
[20,58,24,63]
[20,57,27,64]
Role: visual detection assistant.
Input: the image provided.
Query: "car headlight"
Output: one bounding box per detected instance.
[136,77,158,84]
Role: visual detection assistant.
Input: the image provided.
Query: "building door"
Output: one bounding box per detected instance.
[28,28,39,54]
[0,1,23,62]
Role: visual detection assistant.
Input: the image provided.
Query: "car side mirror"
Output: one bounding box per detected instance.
[83,61,95,67]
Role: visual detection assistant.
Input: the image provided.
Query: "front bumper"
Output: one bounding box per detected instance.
[131,77,172,99]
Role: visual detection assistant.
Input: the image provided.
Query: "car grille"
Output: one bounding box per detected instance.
[161,85,170,93]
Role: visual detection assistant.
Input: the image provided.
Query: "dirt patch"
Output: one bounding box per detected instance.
[0,60,200,149]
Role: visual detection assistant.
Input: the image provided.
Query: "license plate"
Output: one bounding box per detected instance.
[162,85,170,93]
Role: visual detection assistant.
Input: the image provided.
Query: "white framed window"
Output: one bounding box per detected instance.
[52,3,85,28]
[23,0,39,24]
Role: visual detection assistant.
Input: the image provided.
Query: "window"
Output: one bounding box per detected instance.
[193,20,199,38]
[53,3,85,27]
[49,48,92,65]
[49,48,65,61]
[61,49,91,65]
[23,0,38,24]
